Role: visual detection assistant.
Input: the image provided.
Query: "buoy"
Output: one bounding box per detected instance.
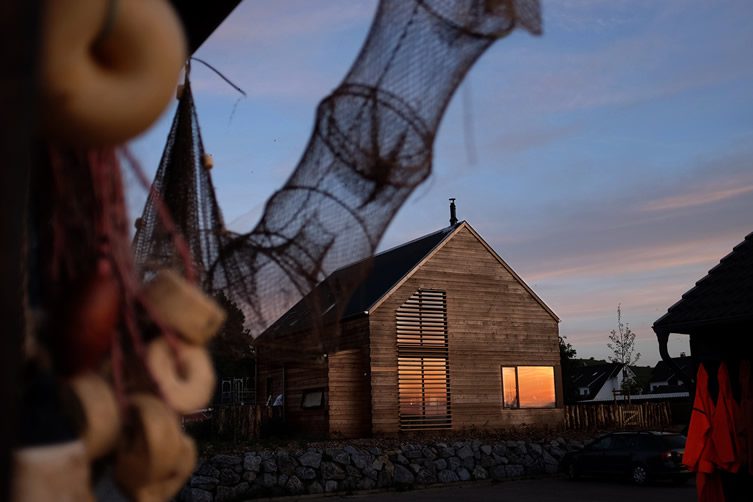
[141,269,226,345]
[146,338,216,413]
[68,372,121,459]
[40,0,186,146]
[11,441,95,502]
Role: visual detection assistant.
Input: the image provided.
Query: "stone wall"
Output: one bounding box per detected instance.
[177,437,586,501]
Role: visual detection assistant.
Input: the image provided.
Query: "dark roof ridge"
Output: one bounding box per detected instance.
[653,229,753,332]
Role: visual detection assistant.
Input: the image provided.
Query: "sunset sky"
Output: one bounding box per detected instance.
[130,0,753,365]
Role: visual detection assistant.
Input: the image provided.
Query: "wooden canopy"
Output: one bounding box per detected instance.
[170,1,242,54]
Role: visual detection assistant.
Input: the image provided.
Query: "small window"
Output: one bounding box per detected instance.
[301,389,325,409]
[501,366,556,409]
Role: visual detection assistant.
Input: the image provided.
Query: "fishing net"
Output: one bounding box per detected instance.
[136,0,541,345]
[132,76,234,283]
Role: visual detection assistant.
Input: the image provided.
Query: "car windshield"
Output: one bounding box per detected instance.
[663,435,686,449]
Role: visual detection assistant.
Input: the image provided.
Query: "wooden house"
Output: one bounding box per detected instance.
[570,362,636,402]
[255,221,563,438]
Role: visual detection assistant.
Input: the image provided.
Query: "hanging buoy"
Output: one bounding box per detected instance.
[124,435,197,502]
[114,394,189,494]
[40,0,187,146]
[146,338,216,414]
[141,269,225,345]
[201,153,214,170]
[67,372,121,460]
[11,441,95,502]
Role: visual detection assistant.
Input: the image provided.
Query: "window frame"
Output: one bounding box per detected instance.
[300,388,326,409]
[500,365,557,410]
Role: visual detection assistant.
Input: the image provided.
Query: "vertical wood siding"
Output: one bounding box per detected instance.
[369,226,563,434]
[328,348,372,438]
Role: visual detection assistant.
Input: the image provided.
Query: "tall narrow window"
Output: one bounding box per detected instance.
[397,289,451,431]
[501,366,556,409]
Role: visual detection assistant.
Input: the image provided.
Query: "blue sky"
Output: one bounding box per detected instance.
[130,0,753,365]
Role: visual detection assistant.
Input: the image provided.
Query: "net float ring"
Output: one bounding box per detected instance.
[146,338,216,414]
[125,435,197,502]
[67,372,121,460]
[114,394,186,490]
[40,0,186,146]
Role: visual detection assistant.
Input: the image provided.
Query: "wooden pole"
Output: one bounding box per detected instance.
[0,2,40,499]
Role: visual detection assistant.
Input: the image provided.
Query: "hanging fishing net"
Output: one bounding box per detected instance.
[132,76,237,284]
[136,0,541,349]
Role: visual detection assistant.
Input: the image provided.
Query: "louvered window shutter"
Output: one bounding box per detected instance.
[396,289,451,431]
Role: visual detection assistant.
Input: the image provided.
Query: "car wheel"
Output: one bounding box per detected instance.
[631,464,649,486]
[567,463,580,480]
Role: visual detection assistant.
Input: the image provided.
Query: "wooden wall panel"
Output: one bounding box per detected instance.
[328,348,371,438]
[369,226,563,434]
[282,364,329,436]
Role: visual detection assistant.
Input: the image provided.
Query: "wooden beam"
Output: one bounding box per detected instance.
[170,1,243,54]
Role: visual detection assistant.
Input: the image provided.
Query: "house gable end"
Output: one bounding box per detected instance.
[369,222,559,322]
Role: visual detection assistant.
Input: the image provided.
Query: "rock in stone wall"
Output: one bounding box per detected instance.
[177,438,585,501]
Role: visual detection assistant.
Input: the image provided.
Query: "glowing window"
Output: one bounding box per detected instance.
[501,366,556,409]
[397,289,451,431]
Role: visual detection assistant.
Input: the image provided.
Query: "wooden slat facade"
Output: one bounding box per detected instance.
[328,348,371,437]
[256,222,563,437]
[256,316,371,438]
[397,289,452,431]
[370,225,563,434]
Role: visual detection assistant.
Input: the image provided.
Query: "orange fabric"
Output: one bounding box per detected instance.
[697,471,725,502]
[709,363,740,473]
[739,361,753,475]
[685,364,715,473]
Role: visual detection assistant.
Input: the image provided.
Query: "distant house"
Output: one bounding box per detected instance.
[254,221,563,437]
[570,362,636,402]
[644,356,692,394]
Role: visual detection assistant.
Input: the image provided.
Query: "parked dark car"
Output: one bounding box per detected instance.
[561,431,691,485]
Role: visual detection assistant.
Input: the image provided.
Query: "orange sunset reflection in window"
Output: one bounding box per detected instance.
[501,366,555,409]
[398,357,449,416]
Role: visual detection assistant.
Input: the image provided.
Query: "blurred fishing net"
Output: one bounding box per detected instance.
[134,0,541,357]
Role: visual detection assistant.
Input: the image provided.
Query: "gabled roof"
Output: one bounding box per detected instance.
[259,224,456,340]
[646,356,693,386]
[654,231,753,333]
[258,221,557,341]
[570,362,624,401]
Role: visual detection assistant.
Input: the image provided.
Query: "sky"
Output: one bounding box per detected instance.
[129,0,753,366]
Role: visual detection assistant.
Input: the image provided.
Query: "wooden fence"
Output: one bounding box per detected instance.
[564,402,672,430]
[212,405,260,440]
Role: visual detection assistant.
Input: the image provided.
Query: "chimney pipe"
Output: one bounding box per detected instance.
[449,198,458,226]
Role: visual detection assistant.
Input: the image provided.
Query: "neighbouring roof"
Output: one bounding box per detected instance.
[570,362,624,401]
[653,231,753,333]
[645,356,693,391]
[259,221,557,341]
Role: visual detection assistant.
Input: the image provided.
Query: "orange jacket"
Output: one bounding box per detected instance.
[684,363,715,473]
[709,363,740,473]
[739,360,753,475]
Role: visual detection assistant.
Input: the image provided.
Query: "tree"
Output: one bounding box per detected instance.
[211,292,254,362]
[607,304,641,395]
[559,335,578,404]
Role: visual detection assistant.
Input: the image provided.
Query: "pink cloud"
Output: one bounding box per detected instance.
[641,182,753,212]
